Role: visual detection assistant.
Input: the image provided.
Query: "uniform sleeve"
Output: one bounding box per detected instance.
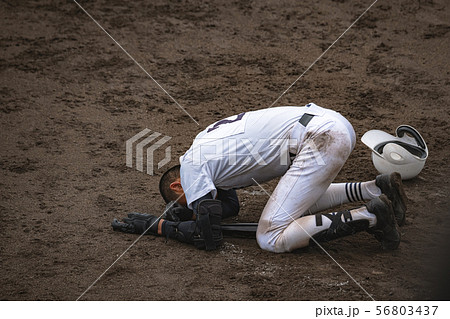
[180,159,217,209]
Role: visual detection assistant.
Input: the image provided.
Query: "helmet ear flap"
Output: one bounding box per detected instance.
[382,143,416,164]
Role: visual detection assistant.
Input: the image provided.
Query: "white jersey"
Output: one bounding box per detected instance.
[179,103,327,208]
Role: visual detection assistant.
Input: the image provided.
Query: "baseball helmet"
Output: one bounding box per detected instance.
[361,125,428,180]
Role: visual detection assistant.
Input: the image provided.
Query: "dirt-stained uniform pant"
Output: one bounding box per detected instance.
[256,109,358,253]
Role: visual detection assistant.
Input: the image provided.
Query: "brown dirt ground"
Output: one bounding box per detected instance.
[1,0,449,301]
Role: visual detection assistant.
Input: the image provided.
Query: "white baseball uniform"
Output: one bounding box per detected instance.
[180,103,381,252]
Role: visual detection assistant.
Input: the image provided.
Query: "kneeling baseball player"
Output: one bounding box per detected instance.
[113,103,406,253]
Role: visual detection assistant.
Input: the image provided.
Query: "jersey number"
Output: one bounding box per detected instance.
[207,113,246,133]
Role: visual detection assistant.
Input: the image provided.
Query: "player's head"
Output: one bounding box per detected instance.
[159,164,183,203]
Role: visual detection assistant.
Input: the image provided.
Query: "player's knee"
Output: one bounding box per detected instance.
[256,230,289,253]
[256,236,275,252]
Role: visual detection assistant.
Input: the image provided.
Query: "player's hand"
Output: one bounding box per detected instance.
[162,201,194,222]
[111,213,160,235]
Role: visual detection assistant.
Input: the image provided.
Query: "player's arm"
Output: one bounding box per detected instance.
[191,193,213,214]
[161,193,215,222]
[191,190,239,219]
[217,189,240,219]
[163,189,239,221]
[110,193,215,237]
[112,192,223,250]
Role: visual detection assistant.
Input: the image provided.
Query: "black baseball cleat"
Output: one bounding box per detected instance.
[366,195,401,250]
[376,172,407,226]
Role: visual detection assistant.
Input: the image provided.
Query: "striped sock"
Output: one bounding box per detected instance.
[305,181,382,215]
[345,182,364,202]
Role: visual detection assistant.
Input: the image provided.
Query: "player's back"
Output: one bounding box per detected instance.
[198,106,314,142]
[180,105,325,192]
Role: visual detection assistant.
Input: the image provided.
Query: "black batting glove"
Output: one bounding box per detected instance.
[111,213,160,235]
[162,201,194,222]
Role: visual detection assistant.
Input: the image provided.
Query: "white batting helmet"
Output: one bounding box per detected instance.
[361,125,428,180]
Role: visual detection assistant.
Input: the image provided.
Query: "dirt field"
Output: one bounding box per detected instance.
[1,0,449,300]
